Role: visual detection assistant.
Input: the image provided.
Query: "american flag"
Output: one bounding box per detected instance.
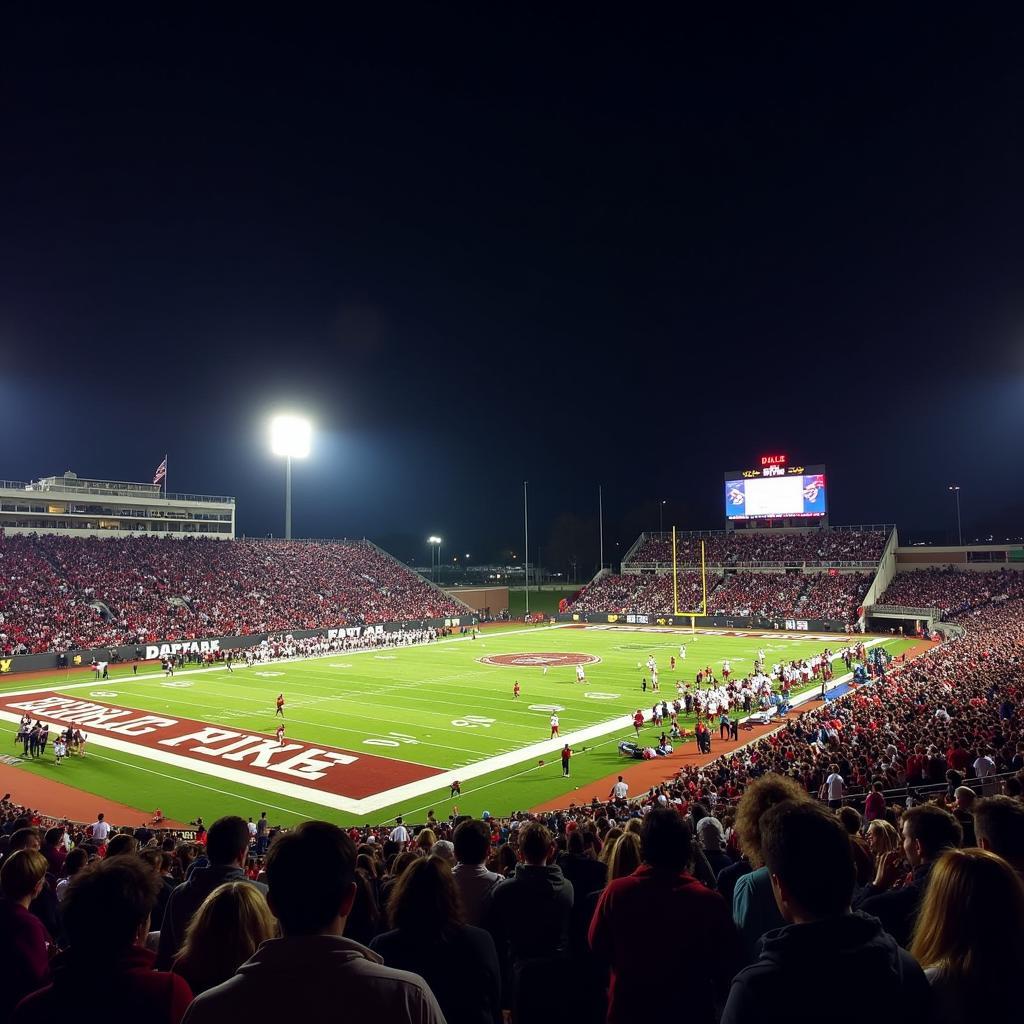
[153,456,167,486]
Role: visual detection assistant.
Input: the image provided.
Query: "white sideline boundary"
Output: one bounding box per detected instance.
[0,628,882,816]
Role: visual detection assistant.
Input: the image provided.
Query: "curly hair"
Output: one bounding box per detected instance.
[733,773,811,866]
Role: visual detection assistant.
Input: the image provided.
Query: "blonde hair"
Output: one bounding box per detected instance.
[0,849,48,902]
[910,849,1024,993]
[865,819,900,854]
[607,832,642,882]
[599,828,623,866]
[415,828,436,852]
[174,882,277,995]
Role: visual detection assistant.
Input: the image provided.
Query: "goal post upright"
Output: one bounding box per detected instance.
[673,532,707,633]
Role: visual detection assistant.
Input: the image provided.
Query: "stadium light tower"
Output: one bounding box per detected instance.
[270,415,312,540]
[660,499,666,533]
[428,536,442,582]
[949,485,962,546]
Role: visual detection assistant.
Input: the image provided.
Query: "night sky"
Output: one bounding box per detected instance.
[3,9,1024,571]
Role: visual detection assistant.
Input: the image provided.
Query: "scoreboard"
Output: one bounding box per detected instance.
[724,454,827,521]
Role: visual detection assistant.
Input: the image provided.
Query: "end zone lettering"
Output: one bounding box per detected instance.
[145,639,221,660]
[326,625,384,640]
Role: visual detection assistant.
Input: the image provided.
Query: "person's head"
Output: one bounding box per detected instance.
[265,821,356,937]
[607,831,642,881]
[206,816,251,867]
[902,805,962,868]
[63,856,161,952]
[174,882,277,993]
[866,819,901,857]
[9,827,41,852]
[0,849,48,905]
[62,847,89,879]
[519,822,554,865]
[734,774,811,867]
[453,818,492,866]
[43,826,65,847]
[640,809,692,873]
[974,796,1024,868]
[696,816,726,852]
[105,833,139,858]
[415,828,435,853]
[431,840,455,865]
[910,848,1024,984]
[387,855,463,933]
[837,807,862,836]
[954,786,976,812]
[761,801,854,923]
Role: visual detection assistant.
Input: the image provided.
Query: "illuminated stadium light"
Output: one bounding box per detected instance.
[427,536,442,582]
[270,415,312,458]
[269,415,312,540]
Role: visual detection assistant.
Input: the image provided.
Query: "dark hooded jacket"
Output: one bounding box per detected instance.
[721,912,931,1024]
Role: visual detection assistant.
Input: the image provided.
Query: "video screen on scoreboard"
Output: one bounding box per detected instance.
[724,473,827,520]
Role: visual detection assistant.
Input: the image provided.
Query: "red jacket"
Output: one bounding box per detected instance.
[589,866,741,1024]
[13,946,192,1024]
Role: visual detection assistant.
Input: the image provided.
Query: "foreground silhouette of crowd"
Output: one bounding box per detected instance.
[2,575,1024,1023]
[0,535,466,655]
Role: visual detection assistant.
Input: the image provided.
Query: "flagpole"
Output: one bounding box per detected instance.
[523,480,529,617]
[164,454,168,497]
[599,484,604,572]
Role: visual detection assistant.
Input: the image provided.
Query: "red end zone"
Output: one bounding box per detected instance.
[1,692,442,800]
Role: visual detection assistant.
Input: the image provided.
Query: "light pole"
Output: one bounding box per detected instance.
[948,486,962,546]
[660,499,666,534]
[270,415,312,540]
[428,536,442,583]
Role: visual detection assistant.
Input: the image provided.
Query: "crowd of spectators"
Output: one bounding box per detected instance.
[0,535,468,655]
[626,528,888,566]
[3,565,1024,1023]
[569,569,871,623]
[879,567,1024,616]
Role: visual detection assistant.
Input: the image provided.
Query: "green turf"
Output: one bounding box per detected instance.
[0,627,915,827]
[507,587,577,617]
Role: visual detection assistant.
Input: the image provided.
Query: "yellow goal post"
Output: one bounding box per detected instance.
[672,527,707,632]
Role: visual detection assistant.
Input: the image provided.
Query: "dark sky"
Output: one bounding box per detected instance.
[3,8,1024,570]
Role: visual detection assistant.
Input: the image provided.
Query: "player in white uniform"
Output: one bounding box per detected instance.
[679,644,687,660]
[575,663,586,683]
[550,714,560,738]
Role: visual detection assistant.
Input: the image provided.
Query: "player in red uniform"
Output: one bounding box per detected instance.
[276,694,285,717]
[633,709,644,739]
[276,724,285,746]
[513,681,521,699]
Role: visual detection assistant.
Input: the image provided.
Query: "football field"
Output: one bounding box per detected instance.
[0,625,912,827]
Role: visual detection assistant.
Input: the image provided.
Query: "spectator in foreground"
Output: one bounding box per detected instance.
[973,795,1024,882]
[589,809,741,1024]
[0,849,51,1023]
[910,848,1024,1023]
[452,818,502,926]
[486,822,574,1024]
[181,822,444,1024]
[722,801,930,1024]
[855,804,962,948]
[371,856,501,1024]
[731,774,812,960]
[158,816,267,968]
[13,856,192,1024]
[172,882,277,996]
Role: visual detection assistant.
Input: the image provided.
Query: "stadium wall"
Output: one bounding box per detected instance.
[556,611,853,633]
[444,586,509,614]
[0,614,478,676]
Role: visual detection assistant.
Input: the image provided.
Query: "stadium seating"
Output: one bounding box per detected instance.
[878,567,1024,616]
[0,535,467,655]
[626,528,888,566]
[567,569,871,623]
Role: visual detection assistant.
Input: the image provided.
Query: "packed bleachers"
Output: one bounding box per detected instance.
[878,567,1024,616]
[567,569,872,623]
[626,528,888,566]
[0,535,467,655]
[3,590,1023,1023]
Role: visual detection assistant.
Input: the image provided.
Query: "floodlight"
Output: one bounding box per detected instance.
[270,415,312,459]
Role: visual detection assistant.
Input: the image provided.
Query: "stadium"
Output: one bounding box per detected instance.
[4,10,1024,1024]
